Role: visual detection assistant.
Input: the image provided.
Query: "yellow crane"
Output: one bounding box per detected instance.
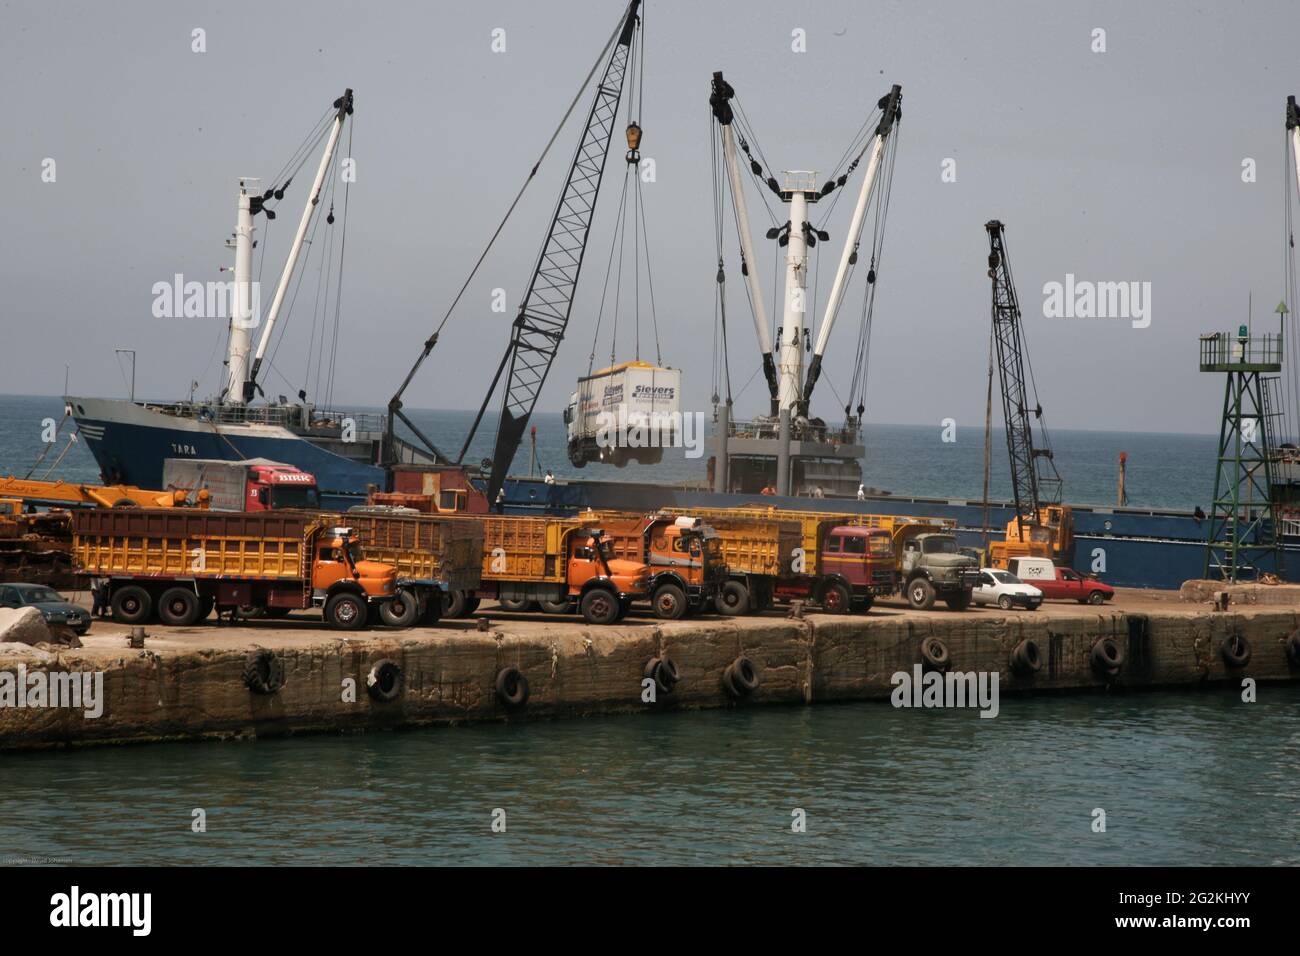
[0,476,204,511]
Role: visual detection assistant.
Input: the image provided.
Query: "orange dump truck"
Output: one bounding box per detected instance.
[578,510,727,619]
[440,515,651,625]
[662,507,898,613]
[73,509,402,630]
[341,508,485,626]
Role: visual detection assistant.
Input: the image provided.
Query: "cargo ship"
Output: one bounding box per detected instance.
[63,3,1300,593]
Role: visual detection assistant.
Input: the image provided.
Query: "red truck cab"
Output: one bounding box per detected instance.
[247,463,320,512]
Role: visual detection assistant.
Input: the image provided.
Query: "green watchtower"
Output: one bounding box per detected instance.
[1199,327,1284,581]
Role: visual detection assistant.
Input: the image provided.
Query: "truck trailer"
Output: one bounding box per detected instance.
[73,509,403,629]
[439,515,652,625]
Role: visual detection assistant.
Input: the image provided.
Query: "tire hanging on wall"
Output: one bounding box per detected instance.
[723,656,758,700]
[643,656,680,696]
[1090,637,1124,678]
[366,659,403,702]
[1008,638,1042,676]
[495,666,529,709]
[243,649,285,695]
[1221,633,1251,668]
[919,636,950,672]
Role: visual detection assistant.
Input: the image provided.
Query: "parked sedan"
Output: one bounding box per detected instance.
[972,569,1043,611]
[0,583,91,635]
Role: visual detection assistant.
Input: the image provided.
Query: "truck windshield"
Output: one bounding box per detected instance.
[923,537,958,554]
[868,534,892,556]
[272,486,321,510]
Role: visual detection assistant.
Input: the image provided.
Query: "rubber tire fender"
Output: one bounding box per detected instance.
[723,656,759,699]
[366,659,403,702]
[1287,630,1300,668]
[643,655,680,696]
[1009,638,1042,676]
[1090,637,1124,677]
[243,649,285,695]
[920,636,950,672]
[1221,633,1251,668]
[495,666,529,709]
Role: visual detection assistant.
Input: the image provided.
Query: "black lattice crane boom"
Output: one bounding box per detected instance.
[461,0,642,504]
[985,220,1069,562]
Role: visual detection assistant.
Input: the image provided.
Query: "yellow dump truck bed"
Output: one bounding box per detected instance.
[441,515,595,584]
[342,512,484,591]
[73,509,315,580]
[661,506,951,574]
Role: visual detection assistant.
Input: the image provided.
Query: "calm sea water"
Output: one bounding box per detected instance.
[1,690,1297,866]
[1,393,1216,510]
[4,393,1281,867]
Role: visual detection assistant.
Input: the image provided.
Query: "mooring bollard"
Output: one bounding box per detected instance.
[127,625,147,649]
[477,617,491,632]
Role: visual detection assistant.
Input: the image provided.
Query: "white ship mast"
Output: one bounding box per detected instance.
[223,89,354,406]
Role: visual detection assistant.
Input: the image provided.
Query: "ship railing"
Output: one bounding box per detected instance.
[1198,332,1283,370]
[727,418,861,445]
[144,401,386,433]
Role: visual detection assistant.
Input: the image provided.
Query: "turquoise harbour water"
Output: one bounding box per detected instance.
[2,393,1289,866]
[1,690,1297,866]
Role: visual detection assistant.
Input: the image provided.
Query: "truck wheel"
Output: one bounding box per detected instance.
[419,593,443,625]
[1087,590,1106,605]
[442,590,467,618]
[652,583,688,620]
[378,589,419,628]
[580,588,620,625]
[499,596,530,612]
[464,597,481,614]
[111,585,152,625]
[538,598,573,614]
[819,582,851,614]
[945,591,972,611]
[325,592,367,630]
[158,587,201,626]
[717,580,750,616]
[907,578,936,610]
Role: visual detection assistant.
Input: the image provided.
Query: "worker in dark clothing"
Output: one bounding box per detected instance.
[90,581,108,618]
[495,488,506,514]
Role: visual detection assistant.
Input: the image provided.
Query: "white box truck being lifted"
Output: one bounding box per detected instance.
[565,361,681,467]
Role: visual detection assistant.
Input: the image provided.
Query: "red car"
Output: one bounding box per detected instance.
[1008,559,1114,604]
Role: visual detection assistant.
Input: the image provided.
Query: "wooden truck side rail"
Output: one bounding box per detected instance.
[73,509,317,580]
[439,515,595,584]
[339,512,484,592]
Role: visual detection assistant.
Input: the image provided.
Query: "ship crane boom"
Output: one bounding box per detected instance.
[710,73,778,411]
[803,85,901,410]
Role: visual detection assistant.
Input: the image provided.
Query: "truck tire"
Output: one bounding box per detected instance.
[499,596,531,612]
[907,577,936,610]
[442,590,467,618]
[464,596,481,614]
[378,589,419,628]
[158,587,201,626]
[652,583,688,620]
[197,596,215,621]
[325,592,367,630]
[580,588,620,625]
[419,593,443,625]
[538,598,573,614]
[945,591,972,611]
[819,581,851,614]
[111,585,152,625]
[717,580,750,616]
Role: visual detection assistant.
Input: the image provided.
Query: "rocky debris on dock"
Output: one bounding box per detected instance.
[0,606,81,648]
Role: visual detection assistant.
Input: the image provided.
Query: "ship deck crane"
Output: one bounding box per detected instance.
[984,220,1071,565]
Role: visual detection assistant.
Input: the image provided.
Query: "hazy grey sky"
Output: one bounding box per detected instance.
[2,0,1298,435]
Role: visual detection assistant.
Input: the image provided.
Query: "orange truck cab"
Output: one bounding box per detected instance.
[584,511,726,619]
[310,528,399,626]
